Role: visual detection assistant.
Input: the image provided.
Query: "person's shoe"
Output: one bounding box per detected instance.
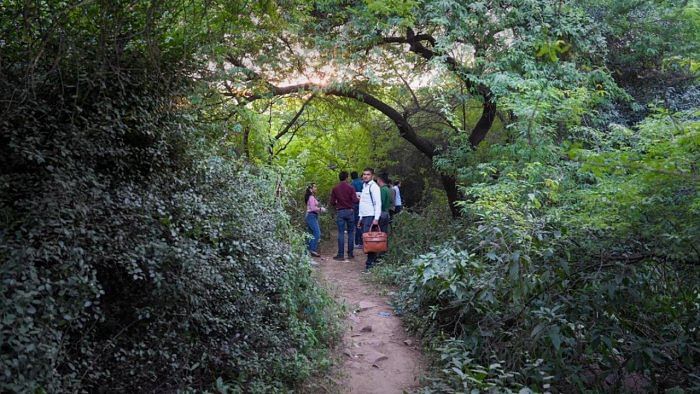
[310,251,321,257]
[354,244,363,249]
[361,269,371,274]
[347,253,354,259]
[333,255,344,261]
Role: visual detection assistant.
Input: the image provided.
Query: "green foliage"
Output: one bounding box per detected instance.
[274,105,375,195]
[569,109,700,262]
[582,0,700,77]
[371,202,458,285]
[536,39,572,63]
[0,1,341,392]
[386,109,699,392]
[4,0,696,392]
[203,0,700,391]
[364,0,418,27]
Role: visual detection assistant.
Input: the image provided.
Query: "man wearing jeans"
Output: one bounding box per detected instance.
[357,167,382,272]
[329,171,359,261]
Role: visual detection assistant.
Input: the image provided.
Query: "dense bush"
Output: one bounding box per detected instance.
[1,160,340,392]
[384,111,699,392]
[371,202,461,286]
[0,2,340,392]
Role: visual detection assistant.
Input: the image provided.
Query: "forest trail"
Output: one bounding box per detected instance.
[313,230,426,394]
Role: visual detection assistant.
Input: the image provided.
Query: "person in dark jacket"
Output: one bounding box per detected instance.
[330,171,360,260]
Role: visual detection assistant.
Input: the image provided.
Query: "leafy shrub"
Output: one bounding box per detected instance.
[371,201,462,285]
[391,111,699,392]
[1,157,341,392]
[0,2,341,392]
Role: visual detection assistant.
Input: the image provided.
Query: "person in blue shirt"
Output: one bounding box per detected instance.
[351,171,364,248]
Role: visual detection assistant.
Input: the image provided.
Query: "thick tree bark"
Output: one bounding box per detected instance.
[469,95,497,148]
[441,174,462,218]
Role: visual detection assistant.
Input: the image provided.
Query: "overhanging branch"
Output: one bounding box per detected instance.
[223,60,461,216]
[380,29,498,146]
[267,94,315,160]
[221,63,438,158]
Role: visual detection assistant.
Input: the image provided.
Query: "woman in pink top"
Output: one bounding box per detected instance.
[304,183,323,257]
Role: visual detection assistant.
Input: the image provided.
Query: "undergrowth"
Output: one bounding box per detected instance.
[0,2,343,391]
[380,111,699,393]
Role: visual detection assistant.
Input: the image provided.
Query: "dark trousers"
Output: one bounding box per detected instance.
[379,211,389,233]
[353,203,362,245]
[335,208,355,257]
[360,216,378,269]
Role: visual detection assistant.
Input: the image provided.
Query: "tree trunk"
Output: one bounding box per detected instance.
[327,88,465,218]
[441,174,462,218]
[469,95,497,148]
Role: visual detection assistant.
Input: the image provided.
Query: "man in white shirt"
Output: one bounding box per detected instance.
[357,167,382,272]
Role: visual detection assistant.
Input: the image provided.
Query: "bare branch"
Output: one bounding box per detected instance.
[386,58,420,110]
[377,29,498,146]
[273,94,315,140]
[267,94,316,160]
[274,120,306,157]
[222,62,437,157]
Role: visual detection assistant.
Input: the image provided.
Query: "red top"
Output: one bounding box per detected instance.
[329,181,359,210]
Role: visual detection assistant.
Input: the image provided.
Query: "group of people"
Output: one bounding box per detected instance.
[304,168,403,272]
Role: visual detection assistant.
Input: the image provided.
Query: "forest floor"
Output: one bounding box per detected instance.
[311,230,426,393]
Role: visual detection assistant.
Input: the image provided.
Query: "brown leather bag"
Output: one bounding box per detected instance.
[362,224,388,253]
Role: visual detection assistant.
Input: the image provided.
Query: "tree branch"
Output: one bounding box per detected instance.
[386,58,420,111]
[379,29,498,147]
[274,120,306,158]
[221,62,438,158]
[268,94,315,159]
[223,61,462,216]
[273,94,315,140]
[324,87,438,158]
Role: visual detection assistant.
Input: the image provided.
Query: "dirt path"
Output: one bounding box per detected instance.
[313,231,425,393]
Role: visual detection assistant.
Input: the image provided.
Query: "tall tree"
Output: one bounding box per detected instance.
[219,0,618,216]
